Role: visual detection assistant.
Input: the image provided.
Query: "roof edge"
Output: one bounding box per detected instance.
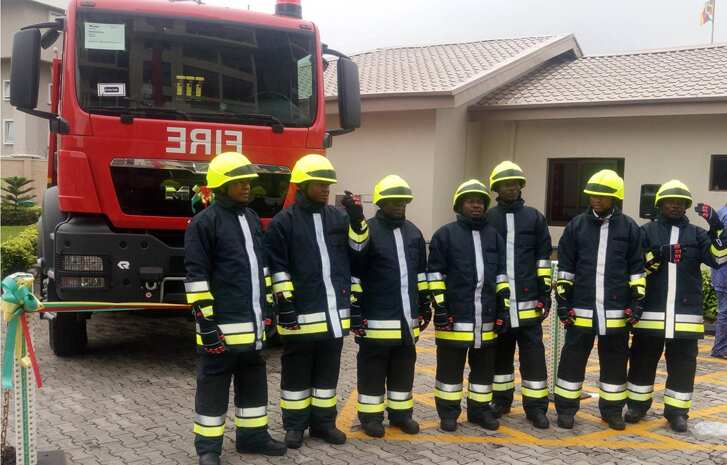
[452,33,581,97]
[473,94,727,111]
[583,41,727,58]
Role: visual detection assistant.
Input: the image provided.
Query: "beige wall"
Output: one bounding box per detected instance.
[477,115,727,242]
[1,0,62,158]
[326,110,439,237]
[0,157,48,205]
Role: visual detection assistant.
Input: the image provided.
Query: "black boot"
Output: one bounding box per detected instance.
[490,403,511,419]
[284,430,304,449]
[310,426,347,444]
[526,411,550,429]
[602,415,626,431]
[557,414,574,429]
[390,417,420,434]
[474,410,500,431]
[624,409,645,424]
[198,453,221,465]
[668,415,688,433]
[440,418,458,432]
[362,421,385,438]
[237,437,287,456]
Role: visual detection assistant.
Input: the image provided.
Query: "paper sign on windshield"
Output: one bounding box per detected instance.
[85,22,125,51]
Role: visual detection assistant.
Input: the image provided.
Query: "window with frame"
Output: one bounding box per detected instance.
[2,80,9,101]
[3,119,15,145]
[710,155,727,191]
[546,157,625,226]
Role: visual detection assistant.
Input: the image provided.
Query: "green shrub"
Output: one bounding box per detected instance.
[703,269,717,322]
[0,225,38,277]
[1,205,41,225]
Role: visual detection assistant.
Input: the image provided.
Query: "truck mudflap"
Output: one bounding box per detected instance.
[51,215,187,303]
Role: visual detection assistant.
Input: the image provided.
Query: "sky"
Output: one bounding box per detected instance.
[209,0,723,56]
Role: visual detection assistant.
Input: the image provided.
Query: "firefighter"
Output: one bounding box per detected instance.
[185,152,287,465]
[485,161,552,429]
[351,175,430,438]
[265,154,368,449]
[428,180,511,433]
[625,180,727,432]
[554,169,644,431]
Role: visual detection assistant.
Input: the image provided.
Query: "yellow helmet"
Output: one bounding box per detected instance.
[206,152,258,189]
[373,175,413,205]
[290,154,337,185]
[452,179,491,211]
[489,161,526,191]
[655,179,692,208]
[583,169,624,200]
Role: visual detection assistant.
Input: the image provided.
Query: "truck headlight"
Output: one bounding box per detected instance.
[61,255,104,272]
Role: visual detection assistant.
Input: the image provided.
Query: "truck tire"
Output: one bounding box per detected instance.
[47,279,88,356]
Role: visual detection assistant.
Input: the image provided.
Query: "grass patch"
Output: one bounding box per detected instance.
[1,225,31,244]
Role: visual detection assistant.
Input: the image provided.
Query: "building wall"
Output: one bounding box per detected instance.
[1,0,63,158]
[0,157,48,205]
[478,114,727,242]
[326,110,438,237]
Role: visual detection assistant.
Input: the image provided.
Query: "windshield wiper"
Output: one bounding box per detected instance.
[84,106,190,121]
[189,112,285,133]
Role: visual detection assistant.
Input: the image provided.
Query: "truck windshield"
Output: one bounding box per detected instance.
[75,10,317,127]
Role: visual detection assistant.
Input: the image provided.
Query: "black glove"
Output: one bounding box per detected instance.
[494,287,511,334]
[350,305,366,336]
[537,295,551,320]
[275,292,300,330]
[645,248,662,274]
[341,190,366,233]
[626,282,645,326]
[557,305,575,326]
[432,297,453,330]
[658,243,682,264]
[193,307,226,354]
[418,295,432,332]
[695,203,723,234]
[555,279,573,308]
[625,304,643,326]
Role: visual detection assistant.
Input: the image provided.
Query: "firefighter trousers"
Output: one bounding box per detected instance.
[434,345,495,422]
[493,324,549,415]
[280,338,344,432]
[194,351,270,456]
[627,333,698,419]
[356,342,416,424]
[554,329,628,418]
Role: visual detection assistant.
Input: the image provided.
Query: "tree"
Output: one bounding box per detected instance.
[1,176,35,209]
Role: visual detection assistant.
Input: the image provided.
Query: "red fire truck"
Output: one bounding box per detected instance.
[9,0,361,356]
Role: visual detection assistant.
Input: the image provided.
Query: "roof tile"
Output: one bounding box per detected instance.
[477,44,727,107]
[325,36,553,97]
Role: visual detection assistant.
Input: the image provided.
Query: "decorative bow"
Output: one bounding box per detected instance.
[2,273,43,391]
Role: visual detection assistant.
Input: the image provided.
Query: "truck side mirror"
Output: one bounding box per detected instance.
[10,28,42,110]
[336,57,361,131]
[639,184,660,220]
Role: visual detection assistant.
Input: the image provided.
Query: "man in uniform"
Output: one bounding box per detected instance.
[486,161,552,429]
[428,180,510,432]
[554,169,644,431]
[625,181,727,432]
[265,154,368,449]
[351,175,430,437]
[185,152,287,465]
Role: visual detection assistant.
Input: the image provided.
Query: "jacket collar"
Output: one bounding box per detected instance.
[295,190,325,213]
[587,206,619,224]
[656,214,689,227]
[375,209,405,229]
[456,214,488,231]
[215,193,247,214]
[496,198,525,213]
